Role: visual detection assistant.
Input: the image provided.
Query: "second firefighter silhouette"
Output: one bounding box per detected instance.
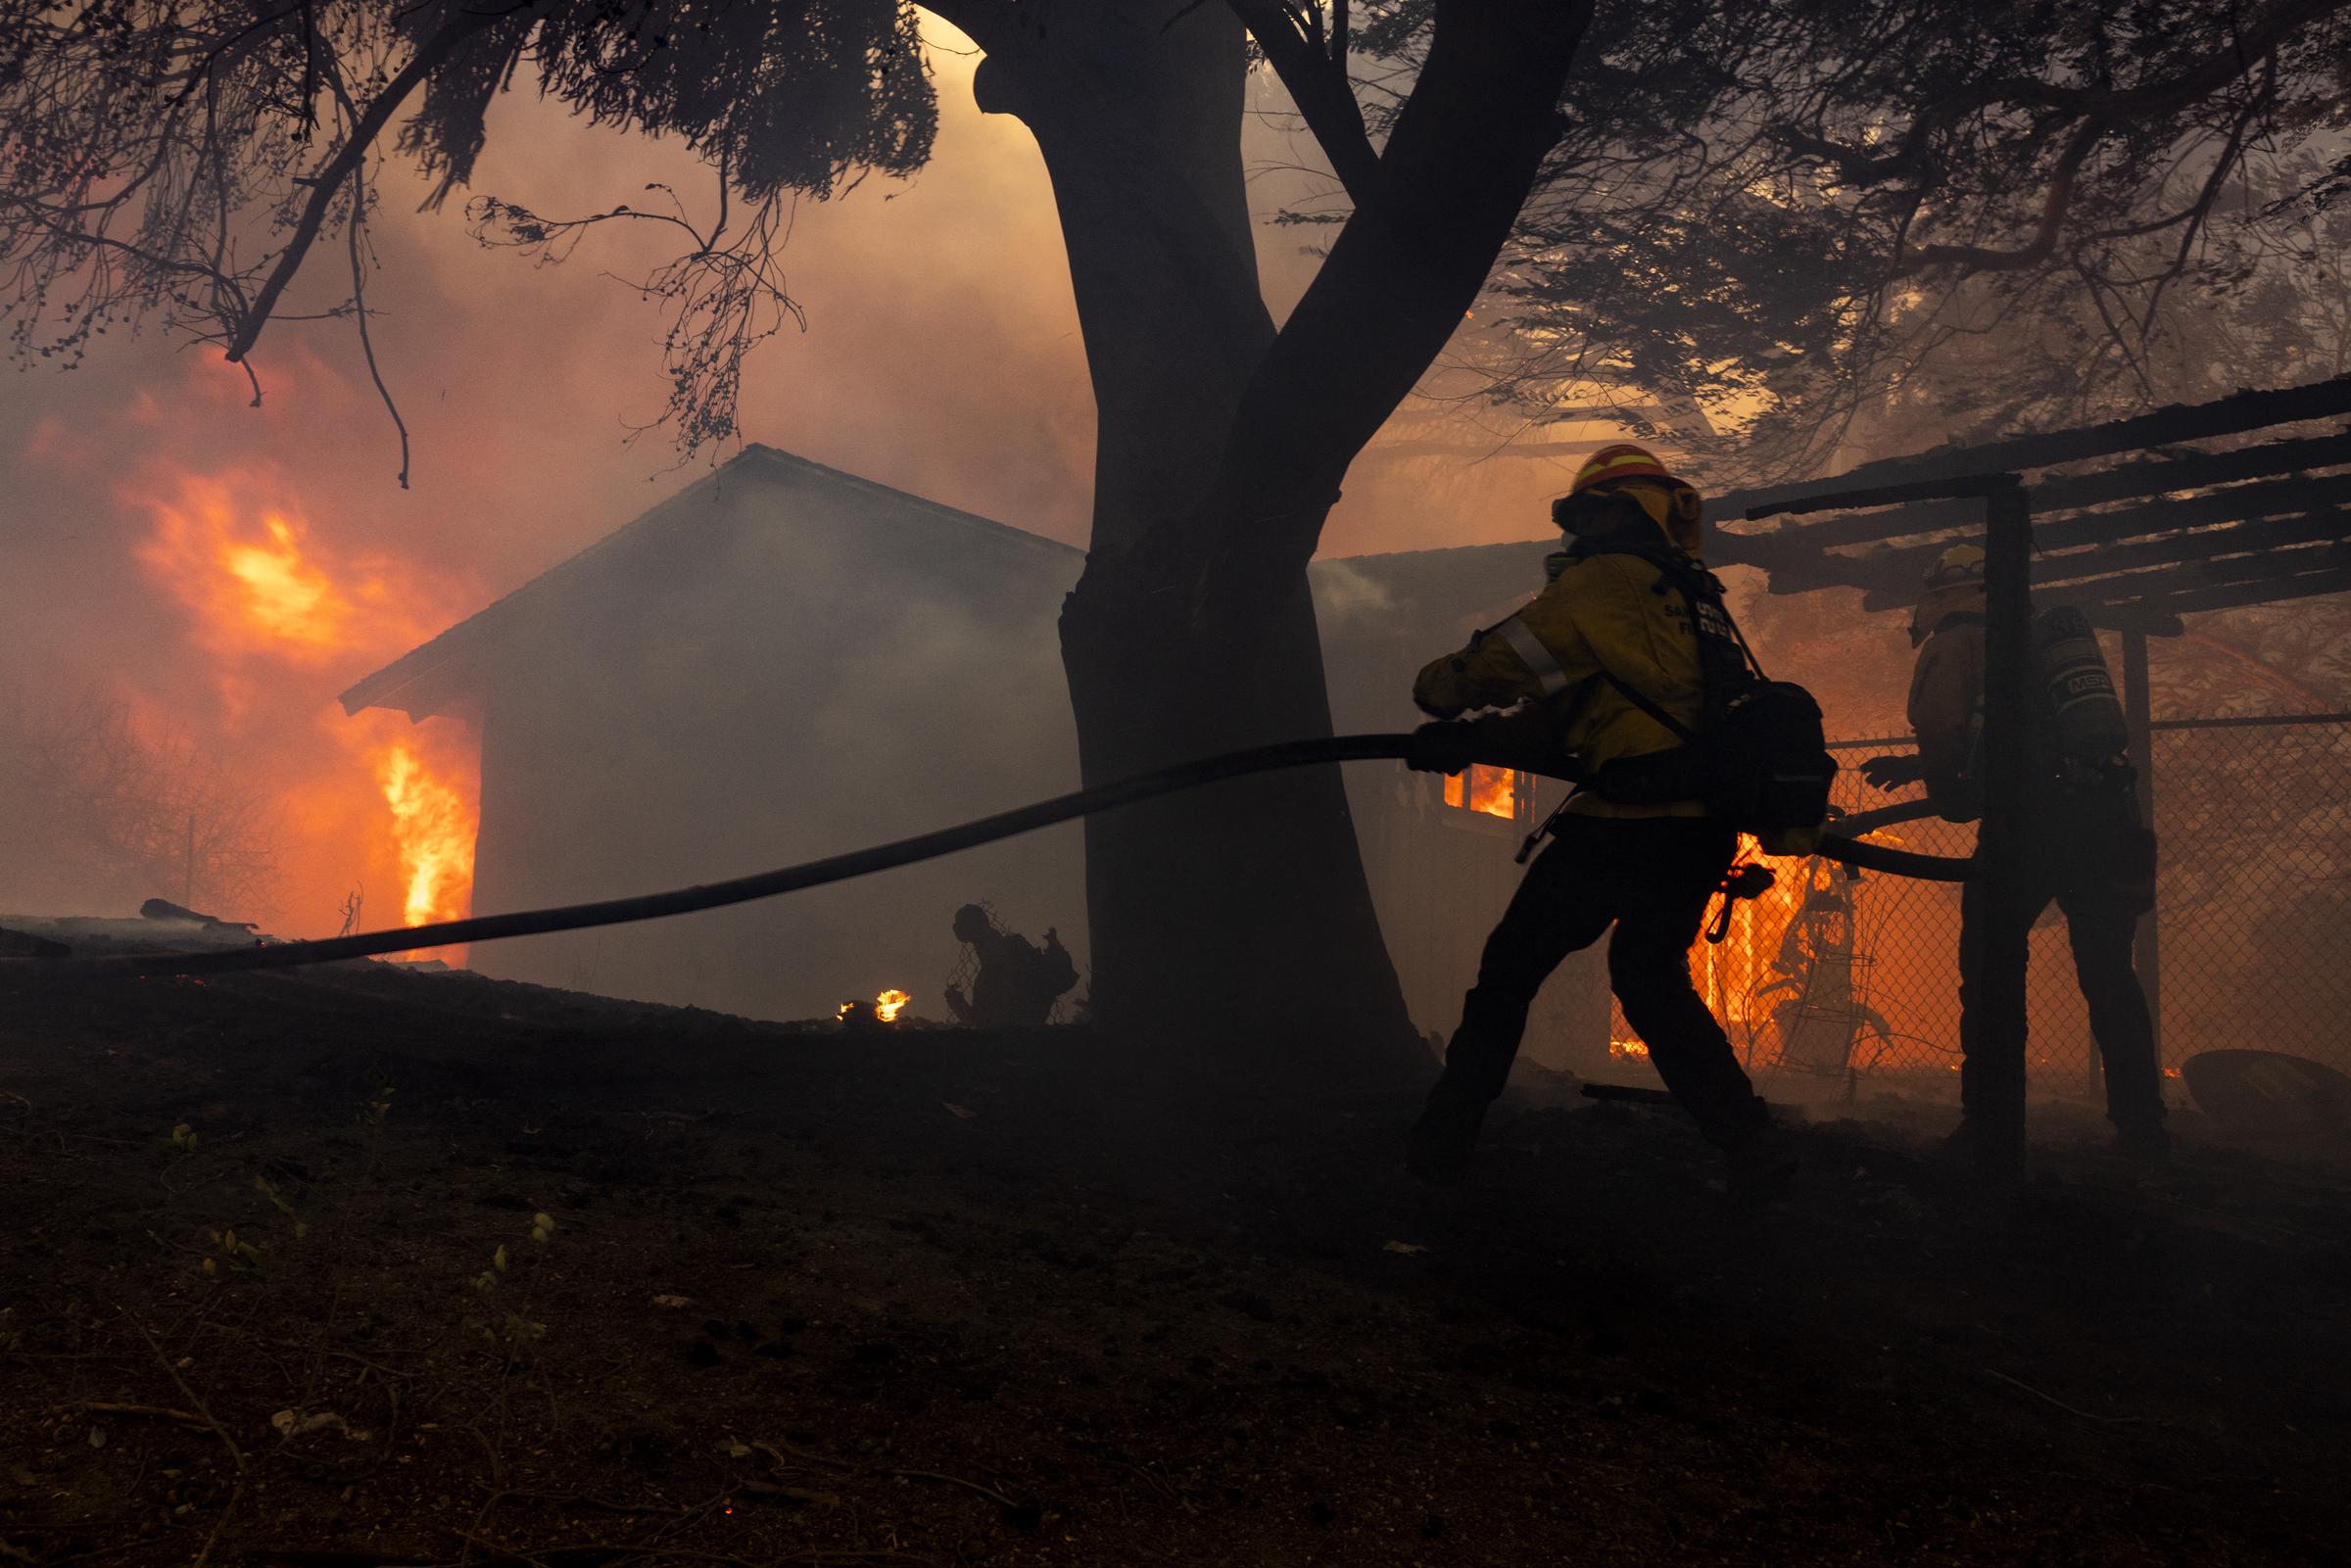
[942,903,1079,1027]
[1405,445,1833,1190]
[1864,546,2167,1169]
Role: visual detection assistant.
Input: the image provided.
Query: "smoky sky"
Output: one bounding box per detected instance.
[0,36,1606,935]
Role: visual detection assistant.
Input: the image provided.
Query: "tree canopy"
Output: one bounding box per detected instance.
[0,2,940,479]
[10,2,2346,487]
[1464,0,2351,475]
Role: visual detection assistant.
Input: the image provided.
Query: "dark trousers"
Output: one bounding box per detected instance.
[1436,814,1769,1149]
[1957,865,2165,1149]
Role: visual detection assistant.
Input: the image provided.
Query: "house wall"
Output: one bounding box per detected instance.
[468,464,1088,1024]
[457,473,1608,1062]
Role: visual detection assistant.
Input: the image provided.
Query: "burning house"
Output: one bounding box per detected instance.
[342,449,1610,1061]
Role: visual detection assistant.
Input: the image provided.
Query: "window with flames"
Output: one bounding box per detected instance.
[1441,764,1528,822]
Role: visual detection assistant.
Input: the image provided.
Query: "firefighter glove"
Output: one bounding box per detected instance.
[1860,753,1925,790]
[1407,721,1486,775]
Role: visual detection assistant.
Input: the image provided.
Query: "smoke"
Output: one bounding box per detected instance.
[0,39,1585,948]
[0,40,1102,936]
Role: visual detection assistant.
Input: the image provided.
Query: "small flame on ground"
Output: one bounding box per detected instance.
[876,989,911,1023]
[1609,1037,1652,1059]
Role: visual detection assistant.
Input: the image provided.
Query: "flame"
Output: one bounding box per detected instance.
[124,464,480,944]
[133,471,431,668]
[1442,764,1518,819]
[875,989,911,1023]
[379,743,475,928]
[836,1001,855,1022]
[1685,834,1823,1028]
[1608,1037,1652,1060]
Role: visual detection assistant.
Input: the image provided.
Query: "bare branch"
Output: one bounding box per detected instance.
[1226,0,1382,206]
[348,167,409,488]
[1893,115,2110,277]
[225,7,518,364]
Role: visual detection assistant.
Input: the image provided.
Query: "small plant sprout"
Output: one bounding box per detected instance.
[530,1212,555,1244]
[461,1240,546,1361]
[168,1121,198,1153]
[254,1174,310,1239]
[207,1227,263,1273]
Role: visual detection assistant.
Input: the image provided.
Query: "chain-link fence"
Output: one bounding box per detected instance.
[1605,713,2351,1100]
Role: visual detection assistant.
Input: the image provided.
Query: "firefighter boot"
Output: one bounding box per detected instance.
[1406,1081,1487,1185]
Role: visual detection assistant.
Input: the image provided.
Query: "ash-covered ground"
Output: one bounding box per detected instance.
[4,961,2348,1566]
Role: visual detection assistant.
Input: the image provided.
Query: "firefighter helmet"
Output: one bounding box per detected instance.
[1569,443,1677,496]
[1923,544,1987,591]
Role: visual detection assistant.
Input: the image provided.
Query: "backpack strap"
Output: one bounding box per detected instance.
[1570,545,1759,743]
[1599,668,1700,746]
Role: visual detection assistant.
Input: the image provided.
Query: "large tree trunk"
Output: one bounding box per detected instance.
[972,2,1418,1080]
[968,0,1590,1081]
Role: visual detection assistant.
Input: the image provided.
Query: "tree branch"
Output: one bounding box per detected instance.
[348,167,409,489]
[1196,0,1593,606]
[1226,0,1382,205]
[1835,0,2350,281]
[224,6,519,365]
[1893,114,2109,277]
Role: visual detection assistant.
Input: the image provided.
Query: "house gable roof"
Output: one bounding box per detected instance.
[340,446,1083,722]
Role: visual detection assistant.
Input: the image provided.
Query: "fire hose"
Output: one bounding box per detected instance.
[1,735,1971,978]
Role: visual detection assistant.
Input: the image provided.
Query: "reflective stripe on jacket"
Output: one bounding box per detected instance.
[1412,549,1709,818]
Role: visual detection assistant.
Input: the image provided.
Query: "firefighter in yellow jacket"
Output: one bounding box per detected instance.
[1864,546,2167,1170]
[1404,445,1794,1191]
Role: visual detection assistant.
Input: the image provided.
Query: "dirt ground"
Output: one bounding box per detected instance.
[5,960,2349,1568]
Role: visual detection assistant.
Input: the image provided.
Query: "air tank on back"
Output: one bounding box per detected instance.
[2033,605,2131,761]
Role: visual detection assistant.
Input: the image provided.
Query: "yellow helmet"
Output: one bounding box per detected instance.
[1569,443,1677,495]
[1555,444,1703,554]
[1923,544,1986,591]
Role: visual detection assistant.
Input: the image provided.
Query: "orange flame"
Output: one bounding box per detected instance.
[379,743,475,928]
[1608,1037,1652,1060]
[1689,834,1823,1027]
[126,464,479,945]
[1442,764,1518,819]
[875,989,911,1023]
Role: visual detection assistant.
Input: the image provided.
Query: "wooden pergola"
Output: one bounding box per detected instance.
[1703,374,2351,1165]
[1710,375,2351,628]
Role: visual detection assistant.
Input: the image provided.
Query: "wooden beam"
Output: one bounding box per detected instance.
[1727,453,2351,569]
[1719,375,2351,521]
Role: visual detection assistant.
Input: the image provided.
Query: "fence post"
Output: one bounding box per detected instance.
[2121,629,2160,1068]
[1974,476,2034,1175]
